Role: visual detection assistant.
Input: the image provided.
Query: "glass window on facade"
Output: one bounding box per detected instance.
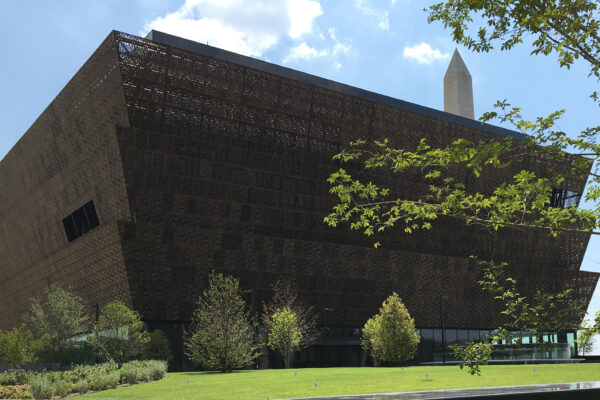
[434,328,443,346]
[567,332,575,356]
[480,330,491,342]
[468,329,480,342]
[62,200,100,242]
[457,329,469,345]
[446,329,457,345]
[421,328,433,341]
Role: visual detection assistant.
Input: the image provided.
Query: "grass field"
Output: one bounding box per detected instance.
[79,364,600,400]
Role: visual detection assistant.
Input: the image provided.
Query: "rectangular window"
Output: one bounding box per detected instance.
[62,200,100,242]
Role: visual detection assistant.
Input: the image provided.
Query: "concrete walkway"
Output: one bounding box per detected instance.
[282,381,600,399]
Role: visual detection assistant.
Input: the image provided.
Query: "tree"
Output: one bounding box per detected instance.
[361,293,420,364]
[361,315,382,366]
[145,329,171,361]
[0,325,44,369]
[185,272,261,372]
[267,307,302,368]
[578,313,600,356]
[25,285,89,367]
[89,301,149,367]
[427,0,600,79]
[262,278,318,357]
[325,0,600,373]
[426,0,600,215]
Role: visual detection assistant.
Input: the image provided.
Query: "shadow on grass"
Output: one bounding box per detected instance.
[183,370,257,375]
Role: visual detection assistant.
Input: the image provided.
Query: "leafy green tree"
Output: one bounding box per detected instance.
[450,341,493,376]
[185,272,261,372]
[25,285,89,367]
[361,315,382,366]
[89,301,149,367]
[361,293,420,364]
[326,0,600,373]
[0,325,44,369]
[145,329,171,361]
[267,307,302,368]
[578,315,598,356]
[262,278,318,355]
[428,0,600,79]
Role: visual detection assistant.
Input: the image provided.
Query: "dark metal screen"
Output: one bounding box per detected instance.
[111,31,597,332]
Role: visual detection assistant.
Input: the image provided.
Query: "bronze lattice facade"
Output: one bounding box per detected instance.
[0,30,597,368]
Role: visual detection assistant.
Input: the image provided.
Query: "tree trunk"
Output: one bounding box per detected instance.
[284,351,295,369]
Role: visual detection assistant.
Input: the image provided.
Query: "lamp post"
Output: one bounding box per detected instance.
[323,307,333,366]
[440,296,448,365]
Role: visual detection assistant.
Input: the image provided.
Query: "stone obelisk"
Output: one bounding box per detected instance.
[444,49,474,119]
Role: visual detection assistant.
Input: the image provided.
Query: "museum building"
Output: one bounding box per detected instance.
[0,30,597,369]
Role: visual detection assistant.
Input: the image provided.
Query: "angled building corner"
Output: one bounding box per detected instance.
[0,31,135,329]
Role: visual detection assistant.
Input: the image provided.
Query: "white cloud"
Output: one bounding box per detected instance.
[282,28,354,68]
[333,41,352,56]
[288,0,323,38]
[355,0,390,30]
[144,0,323,57]
[328,27,336,41]
[283,42,328,63]
[403,42,450,64]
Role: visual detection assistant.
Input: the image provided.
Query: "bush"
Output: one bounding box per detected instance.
[119,365,139,385]
[0,385,33,399]
[89,371,119,391]
[144,360,167,381]
[59,361,117,384]
[0,359,165,398]
[50,381,70,398]
[30,375,53,400]
[118,360,166,384]
[73,379,89,395]
[362,292,420,364]
[0,369,34,386]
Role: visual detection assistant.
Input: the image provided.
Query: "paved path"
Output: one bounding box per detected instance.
[282,381,600,399]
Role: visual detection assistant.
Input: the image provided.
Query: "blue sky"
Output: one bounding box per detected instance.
[1,0,599,351]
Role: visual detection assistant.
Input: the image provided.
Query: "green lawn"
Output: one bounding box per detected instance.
[79,364,600,400]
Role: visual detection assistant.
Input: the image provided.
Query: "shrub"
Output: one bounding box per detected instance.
[144,360,167,380]
[0,325,42,369]
[50,381,70,398]
[74,379,89,395]
[0,384,33,399]
[0,369,34,386]
[89,372,119,391]
[119,365,139,385]
[119,360,166,384]
[30,375,53,400]
[362,292,420,364]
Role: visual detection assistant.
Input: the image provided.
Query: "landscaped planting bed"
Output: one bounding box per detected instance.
[0,360,166,399]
